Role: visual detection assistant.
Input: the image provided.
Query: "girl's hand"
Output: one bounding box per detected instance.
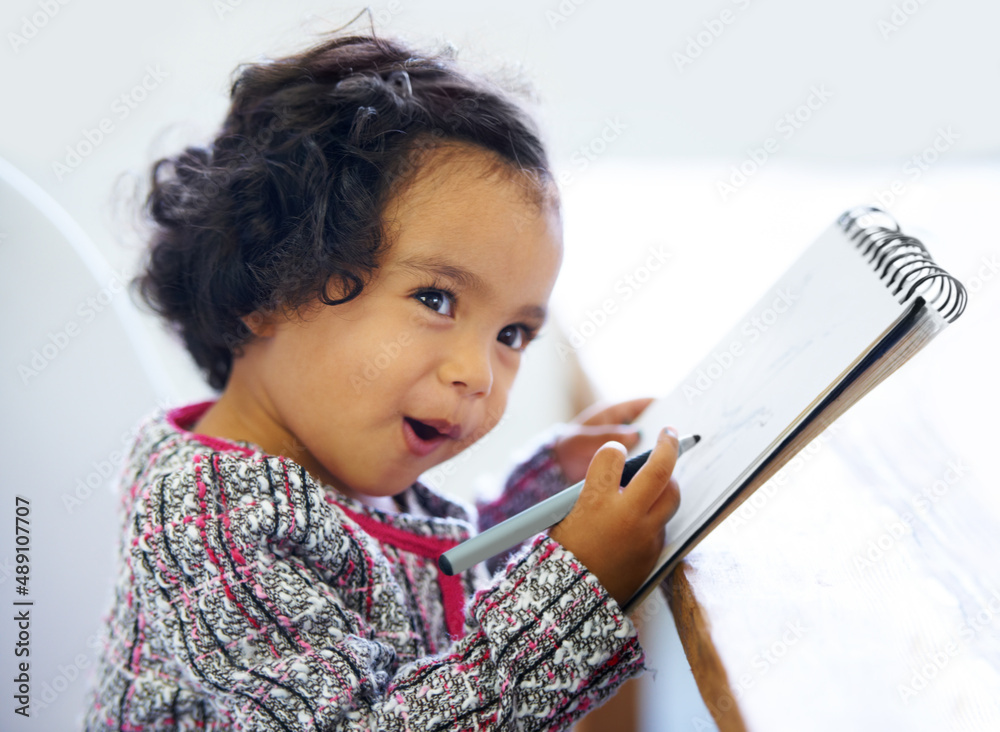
[548,426,681,607]
[551,397,654,484]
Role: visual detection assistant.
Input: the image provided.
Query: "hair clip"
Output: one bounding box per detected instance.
[384,69,412,98]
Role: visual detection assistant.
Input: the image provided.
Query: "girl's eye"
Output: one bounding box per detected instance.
[414,289,455,317]
[414,286,536,351]
[498,325,534,351]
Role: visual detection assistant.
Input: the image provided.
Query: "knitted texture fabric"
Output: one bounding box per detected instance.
[82,401,646,730]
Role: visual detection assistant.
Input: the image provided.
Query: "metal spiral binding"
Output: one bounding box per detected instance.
[837,205,967,323]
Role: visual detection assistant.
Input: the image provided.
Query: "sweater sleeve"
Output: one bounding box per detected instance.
[476,437,569,532]
[128,451,643,731]
[475,436,571,575]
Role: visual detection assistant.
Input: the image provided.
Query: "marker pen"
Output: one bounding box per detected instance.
[439,433,700,575]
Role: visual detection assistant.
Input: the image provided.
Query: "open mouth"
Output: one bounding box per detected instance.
[405,417,443,441]
[402,417,453,458]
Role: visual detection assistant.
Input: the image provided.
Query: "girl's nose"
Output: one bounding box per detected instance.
[439,338,493,397]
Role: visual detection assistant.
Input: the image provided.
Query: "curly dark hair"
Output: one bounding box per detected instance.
[132,27,554,391]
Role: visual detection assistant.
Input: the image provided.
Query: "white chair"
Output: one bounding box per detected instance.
[0,156,172,728]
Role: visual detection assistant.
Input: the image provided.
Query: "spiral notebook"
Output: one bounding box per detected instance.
[622,206,967,612]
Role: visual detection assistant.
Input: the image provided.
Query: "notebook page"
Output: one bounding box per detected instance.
[631,222,911,572]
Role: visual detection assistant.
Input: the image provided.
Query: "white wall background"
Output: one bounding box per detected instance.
[3,0,997,402]
[1,1,998,730]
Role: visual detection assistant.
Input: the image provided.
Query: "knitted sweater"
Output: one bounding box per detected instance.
[82,400,646,731]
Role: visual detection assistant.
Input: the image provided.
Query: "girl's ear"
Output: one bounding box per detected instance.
[240,310,278,338]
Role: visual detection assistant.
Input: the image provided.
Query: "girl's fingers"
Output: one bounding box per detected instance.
[628,428,679,509]
[579,397,655,426]
[572,424,642,446]
[617,396,655,422]
[648,477,681,525]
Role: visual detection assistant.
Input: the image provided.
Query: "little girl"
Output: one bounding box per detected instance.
[84,28,681,731]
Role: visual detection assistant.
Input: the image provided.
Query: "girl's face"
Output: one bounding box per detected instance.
[231,145,563,502]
